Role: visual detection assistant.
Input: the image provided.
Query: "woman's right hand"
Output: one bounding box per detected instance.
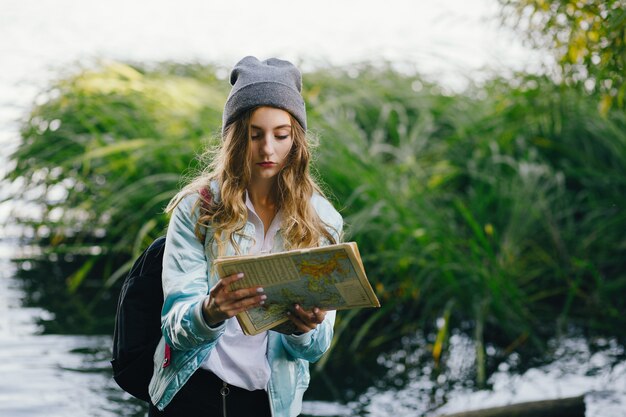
[201,272,266,326]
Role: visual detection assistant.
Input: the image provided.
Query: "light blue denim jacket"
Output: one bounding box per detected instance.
[148,188,343,416]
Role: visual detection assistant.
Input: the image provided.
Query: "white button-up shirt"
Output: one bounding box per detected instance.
[201,191,282,390]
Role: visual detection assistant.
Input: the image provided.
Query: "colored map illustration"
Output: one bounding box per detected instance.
[246,250,358,329]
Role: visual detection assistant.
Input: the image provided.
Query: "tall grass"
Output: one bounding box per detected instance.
[4,61,625,381]
[306,66,626,374]
[7,62,228,289]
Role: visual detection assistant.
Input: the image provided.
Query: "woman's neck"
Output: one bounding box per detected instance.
[247,179,276,207]
[247,181,278,233]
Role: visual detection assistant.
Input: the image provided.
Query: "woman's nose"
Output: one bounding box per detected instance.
[261,135,274,155]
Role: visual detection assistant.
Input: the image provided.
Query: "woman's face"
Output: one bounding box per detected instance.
[248,106,294,184]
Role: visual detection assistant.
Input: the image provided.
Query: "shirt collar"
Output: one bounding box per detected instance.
[244,190,283,230]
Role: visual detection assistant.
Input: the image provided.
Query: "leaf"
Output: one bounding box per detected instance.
[67,257,97,293]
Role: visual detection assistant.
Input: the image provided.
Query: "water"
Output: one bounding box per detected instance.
[1,1,624,416]
[354,332,626,416]
[0,335,143,417]
[0,243,131,416]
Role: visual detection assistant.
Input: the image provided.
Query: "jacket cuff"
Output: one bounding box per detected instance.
[283,330,314,346]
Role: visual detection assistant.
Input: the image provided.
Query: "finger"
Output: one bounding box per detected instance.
[293,304,316,324]
[226,293,267,316]
[211,288,265,319]
[227,286,265,303]
[217,288,263,315]
[211,273,244,295]
[292,305,318,328]
[207,284,247,316]
[221,272,245,292]
[311,308,326,324]
[287,310,315,333]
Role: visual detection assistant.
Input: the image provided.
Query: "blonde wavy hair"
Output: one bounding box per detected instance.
[166,107,338,256]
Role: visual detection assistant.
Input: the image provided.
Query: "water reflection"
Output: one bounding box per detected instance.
[0,332,144,417]
[11,253,117,336]
[351,331,626,417]
[3,329,625,417]
[0,243,141,417]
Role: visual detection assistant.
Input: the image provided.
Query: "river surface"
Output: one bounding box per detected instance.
[1,1,625,416]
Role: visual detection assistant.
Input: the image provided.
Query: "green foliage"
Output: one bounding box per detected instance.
[7,61,228,289]
[307,65,626,366]
[499,0,626,111]
[4,61,626,381]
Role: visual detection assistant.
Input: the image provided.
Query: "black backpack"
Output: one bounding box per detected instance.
[111,236,166,402]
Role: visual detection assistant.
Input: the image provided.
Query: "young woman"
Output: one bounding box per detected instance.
[147,56,343,417]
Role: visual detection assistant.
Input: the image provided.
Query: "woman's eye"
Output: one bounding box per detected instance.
[276,135,289,140]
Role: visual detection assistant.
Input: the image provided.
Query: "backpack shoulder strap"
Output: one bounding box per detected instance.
[199,186,213,208]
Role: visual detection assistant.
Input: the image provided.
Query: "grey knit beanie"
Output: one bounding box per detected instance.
[222,56,307,133]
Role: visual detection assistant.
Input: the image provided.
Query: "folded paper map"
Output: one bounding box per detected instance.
[213,242,380,336]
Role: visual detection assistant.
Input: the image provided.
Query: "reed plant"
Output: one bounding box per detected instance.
[307,66,626,376]
[7,62,228,290]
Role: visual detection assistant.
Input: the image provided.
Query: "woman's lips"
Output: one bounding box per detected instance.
[257,162,276,168]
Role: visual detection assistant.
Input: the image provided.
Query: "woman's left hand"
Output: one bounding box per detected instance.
[287,304,326,333]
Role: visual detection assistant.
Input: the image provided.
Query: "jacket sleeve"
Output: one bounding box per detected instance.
[280,310,337,362]
[160,194,225,351]
[280,200,343,362]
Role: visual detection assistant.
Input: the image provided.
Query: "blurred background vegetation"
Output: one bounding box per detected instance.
[3,0,625,395]
[498,0,626,111]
